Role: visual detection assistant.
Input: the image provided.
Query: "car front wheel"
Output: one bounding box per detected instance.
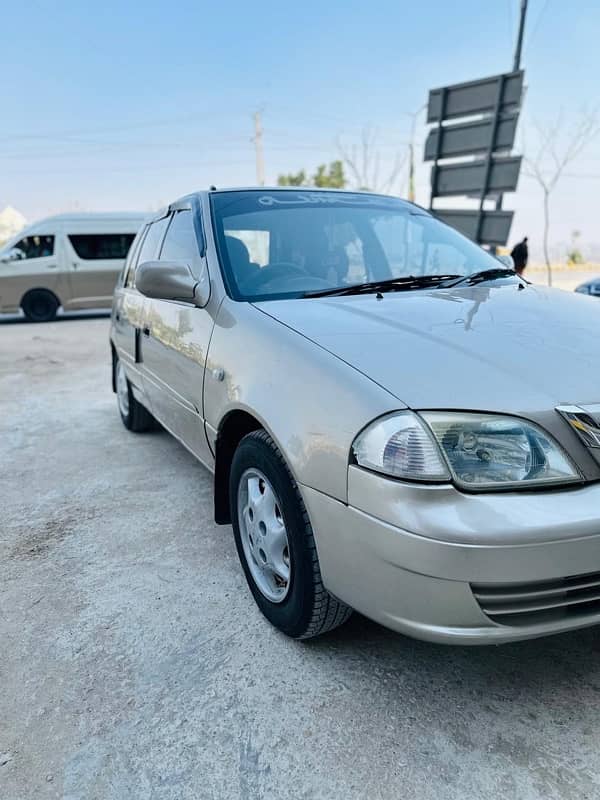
[230,429,352,639]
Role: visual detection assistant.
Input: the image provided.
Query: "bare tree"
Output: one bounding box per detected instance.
[337,127,406,195]
[523,111,599,286]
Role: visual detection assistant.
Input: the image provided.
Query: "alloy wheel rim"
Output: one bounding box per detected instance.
[237,468,291,603]
[116,361,130,418]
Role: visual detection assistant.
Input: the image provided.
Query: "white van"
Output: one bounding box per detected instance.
[0,212,146,321]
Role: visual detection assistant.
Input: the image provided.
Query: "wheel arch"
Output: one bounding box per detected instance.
[213,409,265,524]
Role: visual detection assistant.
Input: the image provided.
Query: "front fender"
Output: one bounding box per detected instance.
[204,299,404,503]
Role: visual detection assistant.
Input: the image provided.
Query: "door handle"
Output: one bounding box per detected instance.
[47,263,57,269]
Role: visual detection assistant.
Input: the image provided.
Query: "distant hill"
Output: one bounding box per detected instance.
[0,206,27,245]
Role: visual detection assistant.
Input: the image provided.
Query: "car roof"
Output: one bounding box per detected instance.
[153,187,425,222]
[208,186,416,202]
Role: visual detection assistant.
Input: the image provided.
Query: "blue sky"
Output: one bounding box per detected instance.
[2,0,599,258]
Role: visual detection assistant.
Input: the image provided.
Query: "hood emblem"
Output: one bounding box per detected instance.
[557,405,600,449]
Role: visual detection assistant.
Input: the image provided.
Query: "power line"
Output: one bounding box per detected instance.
[506,0,515,53]
[524,0,550,54]
[0,139,255,160]
[0,158,254,176]
[0,114,212,144]
[0,108,273,145]
[253,111,265,186]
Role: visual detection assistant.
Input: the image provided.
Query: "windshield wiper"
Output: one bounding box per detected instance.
[445,268,517,288]
[303,274,462,298]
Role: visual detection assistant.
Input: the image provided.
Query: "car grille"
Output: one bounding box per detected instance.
[471,571,600,626]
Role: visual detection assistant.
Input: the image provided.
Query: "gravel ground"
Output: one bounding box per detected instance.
[1,316,600,800]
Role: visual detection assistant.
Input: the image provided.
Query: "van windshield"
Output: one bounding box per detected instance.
[211,190,502,301]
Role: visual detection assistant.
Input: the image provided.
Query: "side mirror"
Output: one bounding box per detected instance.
[496,254,515,270]
[136,260,210,307]
[1,248,24,263]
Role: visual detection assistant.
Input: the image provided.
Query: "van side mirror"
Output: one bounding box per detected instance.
[136,260,210,307]
[1,247,25,263]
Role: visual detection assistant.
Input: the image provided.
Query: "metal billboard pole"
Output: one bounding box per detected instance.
[494,0,528,236]
[513,0,529,72]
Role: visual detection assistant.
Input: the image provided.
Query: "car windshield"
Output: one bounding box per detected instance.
[211,190,504,301]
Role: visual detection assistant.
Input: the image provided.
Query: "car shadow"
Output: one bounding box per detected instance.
[295,612,600,798]
[0,310,111,325]
[305,610,600,692]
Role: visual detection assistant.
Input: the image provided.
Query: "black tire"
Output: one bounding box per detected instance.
[115,357,155,432]
[21,289,59,322]
[230,429,352,639]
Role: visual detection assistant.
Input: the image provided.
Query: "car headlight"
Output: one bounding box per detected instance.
[353,411,581,489]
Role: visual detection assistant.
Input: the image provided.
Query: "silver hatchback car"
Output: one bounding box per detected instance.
[110,188,600,644]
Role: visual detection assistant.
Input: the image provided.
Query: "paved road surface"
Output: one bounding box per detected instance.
[528,267,599,292]
[1,318,600,800]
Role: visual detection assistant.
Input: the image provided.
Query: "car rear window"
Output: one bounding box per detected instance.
[68,233,136,260]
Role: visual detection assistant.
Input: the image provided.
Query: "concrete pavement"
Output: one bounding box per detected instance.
[1,317,600,800]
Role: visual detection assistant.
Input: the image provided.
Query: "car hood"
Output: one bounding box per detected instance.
[255,284,600,412]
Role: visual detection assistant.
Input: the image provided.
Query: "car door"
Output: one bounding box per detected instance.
[113,218,171,406]
[112,226,148,391]
[65,231,136,309]
[140,205,214,465]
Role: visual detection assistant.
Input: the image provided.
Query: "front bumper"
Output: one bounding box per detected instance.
[300,467,600,644]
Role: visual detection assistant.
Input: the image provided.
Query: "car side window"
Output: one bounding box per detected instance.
[123,228,147,288]
[159,210,201,272]
[12,235,55,260]
[137,216,170,267]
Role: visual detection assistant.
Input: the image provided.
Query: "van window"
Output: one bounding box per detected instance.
[137,216,170,265]
[69,233,135,260]
[13,235,54,259]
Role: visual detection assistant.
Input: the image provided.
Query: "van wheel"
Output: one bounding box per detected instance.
[21,289,59,322]
[115,358,154,432]
[230,429,352,639]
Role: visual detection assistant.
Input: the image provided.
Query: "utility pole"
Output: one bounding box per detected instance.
[494,0,528,241]
[253,111,265,186]
[404,103,427,203]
